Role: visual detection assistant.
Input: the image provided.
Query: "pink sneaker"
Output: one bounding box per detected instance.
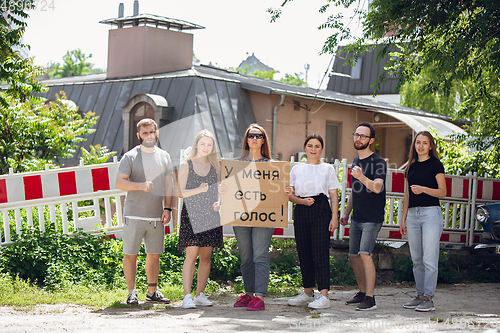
[234,294,253,307]
[246,297,265,311]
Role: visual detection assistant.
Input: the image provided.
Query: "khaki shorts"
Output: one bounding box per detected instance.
[122,218,165,255]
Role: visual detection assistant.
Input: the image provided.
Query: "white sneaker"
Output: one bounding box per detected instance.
[287,290,314,306]
[182,294,196,309]
[308,294,330,309]
[194,292,213,307]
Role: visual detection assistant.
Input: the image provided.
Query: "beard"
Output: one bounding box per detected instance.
[140,136,158,148]
[354,141,370,151]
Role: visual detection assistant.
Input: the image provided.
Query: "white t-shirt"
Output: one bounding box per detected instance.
[290,162,341,197]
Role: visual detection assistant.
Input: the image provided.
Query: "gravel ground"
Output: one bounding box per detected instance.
[0,283,499,333]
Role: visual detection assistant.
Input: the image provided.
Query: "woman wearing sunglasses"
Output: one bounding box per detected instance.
[219,123,273,311]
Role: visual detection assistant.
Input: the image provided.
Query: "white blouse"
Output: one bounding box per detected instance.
[290,162,341,197]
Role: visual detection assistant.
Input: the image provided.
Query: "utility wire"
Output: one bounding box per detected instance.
[308,0,367,113]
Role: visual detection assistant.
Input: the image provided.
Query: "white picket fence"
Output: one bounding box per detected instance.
[1,158,499,247]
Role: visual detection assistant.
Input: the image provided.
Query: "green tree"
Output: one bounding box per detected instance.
[233,65,252,75]
[81,144,116,165]
[270,0,500,175]
[252,69,279,80]
[193,53,200,65]
[48,49,103,78]
[1,2,100,174]
[280,73,308,87]
[0,0,45,107]
[233,66,307,86]
[399,63,475,117]
[0,92,98,174]
[232,65,279,79]
[433,131,499,178]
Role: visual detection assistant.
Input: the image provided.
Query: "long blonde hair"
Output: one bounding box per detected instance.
[404,131,440,177]
[239,123,272,159]
[184,130,220,173]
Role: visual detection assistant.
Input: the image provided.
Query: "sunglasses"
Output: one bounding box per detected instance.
[247,133,264,139]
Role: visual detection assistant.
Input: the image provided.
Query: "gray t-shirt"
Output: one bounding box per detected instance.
[118,146,173,219]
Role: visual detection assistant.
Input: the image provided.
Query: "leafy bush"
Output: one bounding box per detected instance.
[467,264,500,283]
[437,251,461,284]
[434,131,500,178]
[269,238,299,276]
[81,144,116,165]
[392,255,414,282]
[0,227,123,290]
[330,256,357,286]
[210,242,240,282]
[0,92,98,175]
[390,250,496,284]
[268,269,302,296]
[0,230,242,292]
[5,226,500,308]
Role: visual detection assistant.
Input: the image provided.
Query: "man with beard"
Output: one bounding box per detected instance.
[116,118,173,305]
[340,122,386,311]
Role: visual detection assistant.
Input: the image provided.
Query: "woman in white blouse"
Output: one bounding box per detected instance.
[284,134,340,309]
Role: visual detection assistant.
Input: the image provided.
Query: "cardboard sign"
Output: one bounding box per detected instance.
[220,159,290,228]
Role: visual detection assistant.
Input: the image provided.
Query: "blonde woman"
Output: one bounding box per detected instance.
[178,130,223,309]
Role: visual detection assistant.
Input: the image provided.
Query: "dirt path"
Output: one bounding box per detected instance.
[0,283,499,333]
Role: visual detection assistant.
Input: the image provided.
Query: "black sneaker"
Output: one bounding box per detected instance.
[345,291,366,305]
[146,289,171,304]
[126,291,138,305]
[356,296,377,311]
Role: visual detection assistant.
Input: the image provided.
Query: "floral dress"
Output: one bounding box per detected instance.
[177,160,223,252]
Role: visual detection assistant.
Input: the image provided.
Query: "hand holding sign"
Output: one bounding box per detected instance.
[218,183,228,194]
[220,160,290,228]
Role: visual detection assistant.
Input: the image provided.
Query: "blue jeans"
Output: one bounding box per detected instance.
[349,220,382,256]
[233,226,274,297]
[406,206,443,298]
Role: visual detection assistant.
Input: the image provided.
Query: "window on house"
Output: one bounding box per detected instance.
[350,57,363,80]
[130,102,155,148]
[325,123,339,163]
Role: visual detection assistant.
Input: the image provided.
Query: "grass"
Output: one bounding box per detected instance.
[0,273,183,311]
[0,272,303,311]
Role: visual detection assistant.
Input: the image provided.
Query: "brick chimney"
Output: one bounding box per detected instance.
[100,1,204,79]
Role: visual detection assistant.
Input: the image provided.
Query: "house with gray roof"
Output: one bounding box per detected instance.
[37,8,465,169]
[327,44,402,104]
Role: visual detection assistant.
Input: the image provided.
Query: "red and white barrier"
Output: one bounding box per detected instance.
[346,168,472,200]
[475,178,500,201]
[0,165,118,206]
[2,157,497,247]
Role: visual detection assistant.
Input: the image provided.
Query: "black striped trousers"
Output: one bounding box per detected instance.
[293,194,332,291]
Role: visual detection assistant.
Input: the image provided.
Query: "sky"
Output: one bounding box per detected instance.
[23,0,364,89]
